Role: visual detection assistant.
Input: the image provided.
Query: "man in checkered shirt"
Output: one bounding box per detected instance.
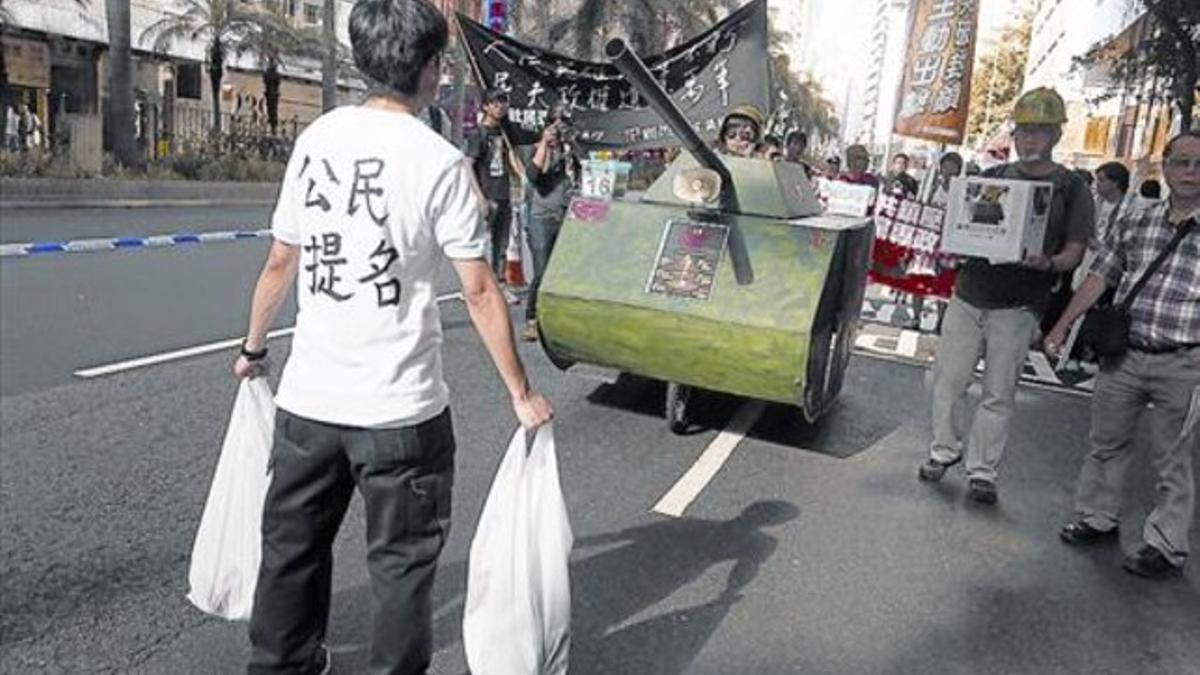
[1046,131,1200,579]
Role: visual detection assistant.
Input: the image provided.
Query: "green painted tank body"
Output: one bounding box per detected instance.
[537,154,874,420]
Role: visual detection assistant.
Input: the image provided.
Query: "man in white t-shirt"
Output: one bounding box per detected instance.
[233,1,552,672]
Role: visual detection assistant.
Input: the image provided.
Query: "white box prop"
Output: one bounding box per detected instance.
[943,177,1053,264]
[816,178,877,218]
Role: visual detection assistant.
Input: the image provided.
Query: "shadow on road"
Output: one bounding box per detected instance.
[325,500,798,674]
[583,357,918,459]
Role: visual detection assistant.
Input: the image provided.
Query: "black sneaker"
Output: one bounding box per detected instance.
[918,455,962,482]
[1060,520,1119,546]
[967,478,997,504]
[1122,546,1181,579]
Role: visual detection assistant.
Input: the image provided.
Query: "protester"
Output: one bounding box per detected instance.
[465,88,521,304]
[16,103,41,151]
[716,104,765,158]
[825,155,842,178]
[784,130,815,178]
[418,103,451,138]
[1072,161,1131,295]
[756,134,783,161]
[1046,131,1199,579]
[908,151,965,331]
[918,87,1094,504]
[232,1,553,671]
[4,104,19,152]
[928,151,964,207]
[838,144,878,188]
[520,103,578,342]
[882,152,919,198]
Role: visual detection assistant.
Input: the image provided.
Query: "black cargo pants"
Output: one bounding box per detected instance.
[248,407,455,675]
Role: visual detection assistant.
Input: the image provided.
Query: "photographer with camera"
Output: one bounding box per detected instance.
[519,103,579,341]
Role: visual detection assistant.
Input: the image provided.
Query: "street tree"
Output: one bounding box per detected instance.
[512,0,741,60]
[321,0,336,111]
[769,51,839,144]
[236,10,316,135]
[141,0,284,133]
[966,8,1032,148]
[1075,0,1199,131]
[107,0,138,165]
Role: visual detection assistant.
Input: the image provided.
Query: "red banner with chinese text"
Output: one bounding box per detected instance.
[869,194,958,298]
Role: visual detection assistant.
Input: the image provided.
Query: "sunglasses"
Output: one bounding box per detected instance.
[723,122,758,141]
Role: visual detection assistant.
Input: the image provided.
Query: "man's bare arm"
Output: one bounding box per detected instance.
[452,258,553,428]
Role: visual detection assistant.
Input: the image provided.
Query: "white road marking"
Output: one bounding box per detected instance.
[74,292,464,379]
[74,328,297,379]
[652,400,766,518]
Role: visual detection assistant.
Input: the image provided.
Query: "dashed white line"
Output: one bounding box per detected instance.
[652,400,766,518]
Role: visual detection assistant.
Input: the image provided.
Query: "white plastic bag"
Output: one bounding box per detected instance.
[186,377,275,620]
[463,423,573,675]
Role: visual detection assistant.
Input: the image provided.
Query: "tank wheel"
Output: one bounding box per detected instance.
[666,382,692,434]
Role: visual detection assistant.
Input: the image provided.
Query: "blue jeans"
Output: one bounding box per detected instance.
[525,210,563,321]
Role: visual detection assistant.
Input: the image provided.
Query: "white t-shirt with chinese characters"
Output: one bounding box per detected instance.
[271,106,486,428]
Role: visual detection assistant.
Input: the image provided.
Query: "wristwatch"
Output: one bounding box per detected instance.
[240,340,268,362]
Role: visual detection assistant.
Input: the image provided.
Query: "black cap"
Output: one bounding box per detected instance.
[483,88,508,103]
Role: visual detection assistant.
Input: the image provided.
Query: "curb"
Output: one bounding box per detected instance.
[0,228,272,258]
[0,199,276,210]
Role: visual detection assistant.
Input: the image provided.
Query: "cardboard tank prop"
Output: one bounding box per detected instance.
[535,38,874,432]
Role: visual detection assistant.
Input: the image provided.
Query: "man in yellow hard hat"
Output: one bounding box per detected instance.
[919,87,1095,504]
[717,104,765,158]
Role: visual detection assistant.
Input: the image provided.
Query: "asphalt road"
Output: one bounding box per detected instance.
[1,213,1197,674]
[0,205,274,244]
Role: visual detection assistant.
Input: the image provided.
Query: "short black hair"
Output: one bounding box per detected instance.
[1139,179,1161,199]
[483,88,509,103]
[785,130,807,146]
[762,134,782,147]
[1073,168,1094,186]
[1095,161,1129,193]
[350,0,448,98]
[1164,130,1200,159]
[892,152,910,163]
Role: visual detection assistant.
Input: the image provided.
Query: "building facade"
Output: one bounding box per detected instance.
[1,0,364,159]
[1023,0,1179,173]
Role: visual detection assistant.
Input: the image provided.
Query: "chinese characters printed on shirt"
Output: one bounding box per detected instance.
[297,157,403,308]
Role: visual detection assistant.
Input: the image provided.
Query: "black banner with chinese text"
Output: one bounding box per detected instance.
[456,0,770,149]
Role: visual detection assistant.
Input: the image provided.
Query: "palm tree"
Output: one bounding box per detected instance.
[1,0,14,111]
[321,0,336,111]
[235,11,316,134]
[514,0,741,60]
[107,0,138,165]
[141,0,283,132]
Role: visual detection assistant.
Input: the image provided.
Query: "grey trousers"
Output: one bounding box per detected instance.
[929,295,1039,482]
[525,210,563,321]
[248,407,455,675]
[1075,349,1200,566]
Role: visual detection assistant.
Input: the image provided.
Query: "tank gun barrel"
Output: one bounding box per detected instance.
[605,37,751,284]
[604,38,736,212]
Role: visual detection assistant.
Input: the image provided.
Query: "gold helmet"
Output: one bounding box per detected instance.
[1011,87,1067,126]
[724,103,766,130]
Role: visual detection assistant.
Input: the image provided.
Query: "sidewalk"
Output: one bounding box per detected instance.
[0,178,279,209]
